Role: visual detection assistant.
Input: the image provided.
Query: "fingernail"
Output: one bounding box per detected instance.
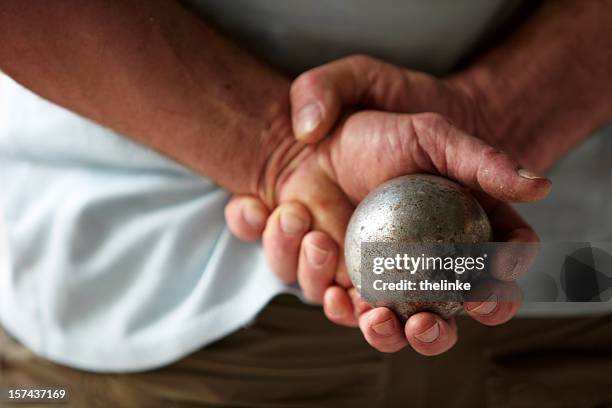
[372,318,396,337]
[279,210,305,235]
[295,103,322,136]
[242,204,266,229]
[414,321,440,343]
[304,242,329,267]
[518,168,547,180]
[469,293,498,316]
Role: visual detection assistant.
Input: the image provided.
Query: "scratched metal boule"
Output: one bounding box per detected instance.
[345,174,492,319]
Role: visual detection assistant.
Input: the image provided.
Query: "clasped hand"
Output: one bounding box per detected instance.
[225,55,551,355]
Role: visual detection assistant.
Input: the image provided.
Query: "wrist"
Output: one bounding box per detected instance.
[446,69,554,171]
[446,0,612,173]
[254,99,311,209]
[441,74,494,142]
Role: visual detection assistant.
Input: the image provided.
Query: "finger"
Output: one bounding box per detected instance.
[408,112,552,202]
[475,193,535,239]
[224,195,269,241]
[262,202,311,283]
[475,194,540,281]
[358,307,408,353]
[278,175,354,287]
[464,279,523,326]
[405,312,458,356]
[334,111,551,204]
[323,286,372,328]
[349,287,374,318]
[298,231,338,303]
[291,55,415,143]
[323,286,359,327]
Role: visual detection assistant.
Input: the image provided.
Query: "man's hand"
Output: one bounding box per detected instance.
[227,0,612,354]
[289,55,479,145]
[226,108,550,355]
[291,2,612,174]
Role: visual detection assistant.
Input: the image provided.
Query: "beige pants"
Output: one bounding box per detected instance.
[2,295,612,408]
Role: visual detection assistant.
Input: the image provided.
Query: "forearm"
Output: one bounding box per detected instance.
[0,0,292,195]
[453,0,612,172]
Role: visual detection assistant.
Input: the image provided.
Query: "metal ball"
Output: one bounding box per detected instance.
[345,174,492,319]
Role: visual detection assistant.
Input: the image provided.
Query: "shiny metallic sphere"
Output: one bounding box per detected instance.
[345,174,492,319]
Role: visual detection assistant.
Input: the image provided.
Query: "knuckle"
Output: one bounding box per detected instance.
[291,70,324,95]
[481,145,506,162]
[286,202,311,222]
[413,112,450,131]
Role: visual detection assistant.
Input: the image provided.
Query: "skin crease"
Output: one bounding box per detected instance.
[228,0,612,354]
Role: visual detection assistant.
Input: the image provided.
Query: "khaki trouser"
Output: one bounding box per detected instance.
[2,295,612,408]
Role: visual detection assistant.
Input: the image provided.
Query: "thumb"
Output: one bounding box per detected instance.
[291,55,412,143]
[335,111,552,203]
[407,112,552,202]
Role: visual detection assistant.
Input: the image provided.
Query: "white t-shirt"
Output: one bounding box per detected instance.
[1,0,609,372]
[0,75,294,372]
